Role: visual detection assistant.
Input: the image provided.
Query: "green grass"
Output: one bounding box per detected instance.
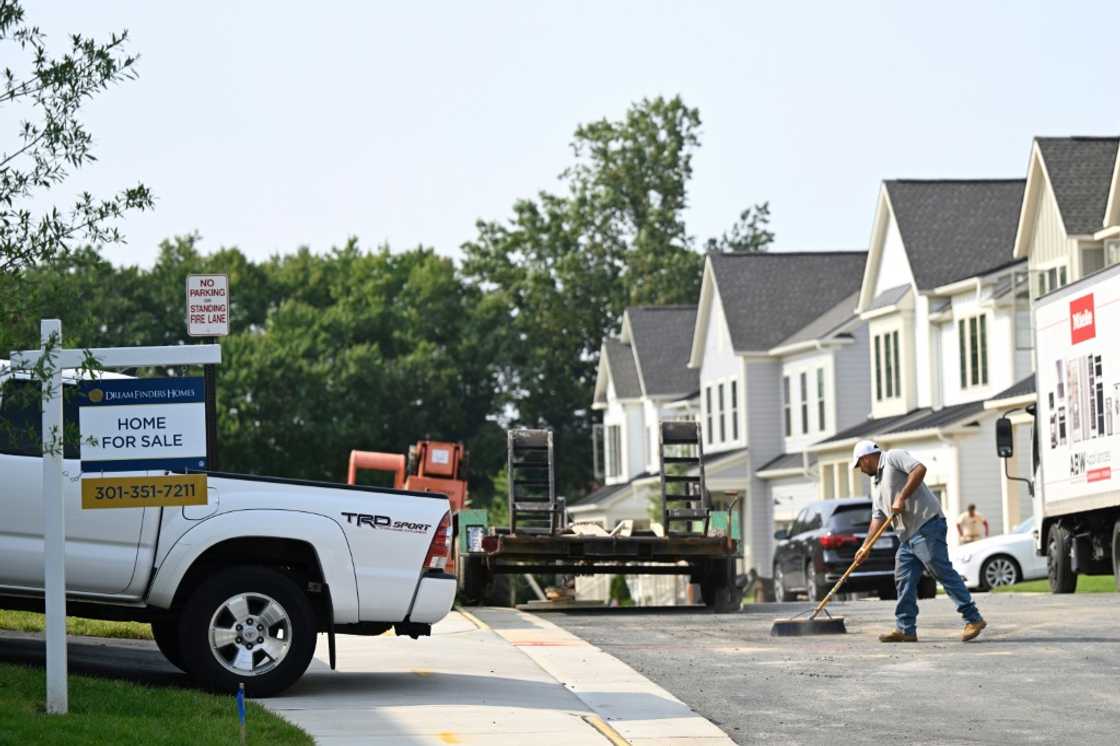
[0,610,152,640]
[993,575,1116,593]
[0,662,311,746]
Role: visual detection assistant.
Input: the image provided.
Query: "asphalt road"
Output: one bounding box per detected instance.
[544,593,1120,746]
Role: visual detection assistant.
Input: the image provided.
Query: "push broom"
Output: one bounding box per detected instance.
[770,510,898,636]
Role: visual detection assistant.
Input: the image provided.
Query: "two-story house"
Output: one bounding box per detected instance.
[687,251,868,575]
[575,305,699,529]
[985,135,1120,527]
[810,178,1029,542]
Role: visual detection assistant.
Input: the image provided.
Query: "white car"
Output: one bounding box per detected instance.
[951,518,1047,590]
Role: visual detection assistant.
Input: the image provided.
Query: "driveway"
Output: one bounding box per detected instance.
[544,593,1120,745]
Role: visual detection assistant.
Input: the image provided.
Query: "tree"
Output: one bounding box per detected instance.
[462,96,769,496]
[704,202,774,253]
[0,0,152,326]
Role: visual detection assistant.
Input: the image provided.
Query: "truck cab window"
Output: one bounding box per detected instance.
[0,379,81,458]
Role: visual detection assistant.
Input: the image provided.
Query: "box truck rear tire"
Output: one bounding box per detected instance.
[1047,523,1077,594]
[1112,520,1120,592]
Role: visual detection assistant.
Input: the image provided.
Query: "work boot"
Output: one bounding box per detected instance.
[879,630,918,643]
[961,619,987,642]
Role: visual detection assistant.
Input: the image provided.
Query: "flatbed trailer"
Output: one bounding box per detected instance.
[458,423,743,611]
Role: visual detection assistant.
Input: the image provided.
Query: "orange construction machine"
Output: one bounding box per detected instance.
[346,441,470,573]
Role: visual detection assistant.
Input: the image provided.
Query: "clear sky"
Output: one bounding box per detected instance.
[27,1,1120,268]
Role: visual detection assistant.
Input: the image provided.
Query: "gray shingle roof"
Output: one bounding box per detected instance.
[816,412,916,446]
[603,338,641,399]
[883,400,986,435]
[1036,137,1119,235]
[885,180,1025,290]
[568,480,629,507]
[626,306,699,397]
[709,251,867,352]
[775,292,858,349]
[869,284,912,310]
[988,374,1035,402]
[757,451,818,473]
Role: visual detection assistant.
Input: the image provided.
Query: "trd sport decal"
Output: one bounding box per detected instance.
[341,512,432,534]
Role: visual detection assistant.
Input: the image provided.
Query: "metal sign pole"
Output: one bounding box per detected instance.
[41,319,68,714]
[204,337,218,471]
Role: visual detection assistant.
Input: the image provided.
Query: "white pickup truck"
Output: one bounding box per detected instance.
[0,367,457,696]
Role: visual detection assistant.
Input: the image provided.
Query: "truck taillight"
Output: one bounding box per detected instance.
[424,512,453,570]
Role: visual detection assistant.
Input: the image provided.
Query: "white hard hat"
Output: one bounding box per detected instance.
[852,439,881,468]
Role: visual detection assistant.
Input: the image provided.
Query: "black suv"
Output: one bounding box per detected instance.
[772,498,936,602]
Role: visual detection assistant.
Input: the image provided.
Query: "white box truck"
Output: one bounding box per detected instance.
[998,261,1120,592]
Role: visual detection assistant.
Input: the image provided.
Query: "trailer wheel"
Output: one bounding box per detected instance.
[1047,523,1077,594]
[458,555,490,606]
[151,619,185,671]
[700,558,739,612]
[1112,519,1120,592]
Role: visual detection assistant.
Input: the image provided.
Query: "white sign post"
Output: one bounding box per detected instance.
[10,323,221,715]
[186,274,230,337]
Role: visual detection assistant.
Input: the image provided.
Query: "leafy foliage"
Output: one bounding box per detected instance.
[0,0,152,325]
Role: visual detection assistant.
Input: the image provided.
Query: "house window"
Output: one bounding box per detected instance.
[705,386,713,444]
[783,376,791,437]
[874,331,901,401]
[874,336,882,400]
[606,425,622,478]
[718,383,726,442]
[958,314,989,388]
[799,372,808,435]
[1036,265,1068,298]
[816,367,825,431]
[730,381,739,440]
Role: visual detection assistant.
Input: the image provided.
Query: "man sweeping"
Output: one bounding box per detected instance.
[850,440,987,642]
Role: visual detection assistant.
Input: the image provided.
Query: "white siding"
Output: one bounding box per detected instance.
[956,418,1005,539]
[625,402,645,481]
[698,285,743,454]
[1027,171,1077,272]
[834,323,871,429]
[873,215,915,297]
[768,474,818,524]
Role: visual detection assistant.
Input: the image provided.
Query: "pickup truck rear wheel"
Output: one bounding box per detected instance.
[151,620,185,671]
[178,566,317,697]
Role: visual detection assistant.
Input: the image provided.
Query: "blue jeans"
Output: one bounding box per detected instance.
[895,516,982,635]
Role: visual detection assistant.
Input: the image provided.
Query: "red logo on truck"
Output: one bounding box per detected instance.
[1070,294,1095,344]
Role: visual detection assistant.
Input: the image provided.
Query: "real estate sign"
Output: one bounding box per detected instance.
[78,378,208,473]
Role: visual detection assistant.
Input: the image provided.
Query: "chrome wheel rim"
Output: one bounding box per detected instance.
[984,557,1017,587]
[806,563,818,601]
[208,592,292,676]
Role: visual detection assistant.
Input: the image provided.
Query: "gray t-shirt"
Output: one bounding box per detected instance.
[871,449,942,542]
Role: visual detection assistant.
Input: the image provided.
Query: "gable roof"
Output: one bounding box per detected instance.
[625,306,699,398]
[705,251,867,353]
[773,291,859,350]
[602,338,641,400]
[1035,137,1119,235]
[884,179,1025,290]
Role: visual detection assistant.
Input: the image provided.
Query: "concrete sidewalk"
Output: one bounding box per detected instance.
[260,609,733,745]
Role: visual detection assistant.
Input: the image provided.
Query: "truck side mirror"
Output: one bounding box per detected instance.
[996,417,1014,458]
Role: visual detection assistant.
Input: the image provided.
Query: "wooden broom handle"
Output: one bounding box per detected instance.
[809,512,897,620]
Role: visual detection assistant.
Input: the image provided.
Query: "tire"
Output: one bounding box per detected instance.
[458,555,490,606]
[178,566,318,697]
[701,558,740,612]
[773,564,796,602]
[1113,520,1120,593]
[877,582,898,601]
[805,561,827,603]
[151,619,185,671]
[979,554,1021,591]
[917,575,938,600]
[1047,523,1077,594]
